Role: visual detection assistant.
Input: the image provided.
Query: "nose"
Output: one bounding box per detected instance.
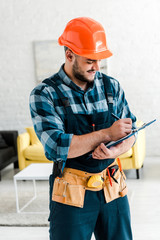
[93,60,101,71]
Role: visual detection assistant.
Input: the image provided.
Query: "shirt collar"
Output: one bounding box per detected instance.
[58,64,99,93]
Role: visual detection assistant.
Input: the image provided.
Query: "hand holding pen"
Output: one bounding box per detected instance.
[112,113,135,131]
[92,113,134,160]
[109,113,132,141]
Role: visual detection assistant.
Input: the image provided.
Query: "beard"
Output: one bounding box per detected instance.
[72,58,95,84]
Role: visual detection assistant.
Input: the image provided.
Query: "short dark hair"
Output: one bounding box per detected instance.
[64,46,68,52]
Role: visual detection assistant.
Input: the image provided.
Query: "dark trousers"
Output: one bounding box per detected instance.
[49,175,132,240]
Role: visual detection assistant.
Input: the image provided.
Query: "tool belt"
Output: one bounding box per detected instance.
[52,160,128,208]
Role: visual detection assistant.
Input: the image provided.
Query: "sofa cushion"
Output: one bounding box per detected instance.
[26,127,40,145]
[23,144,48,161]
[0,134,8,149]
[117,148,132,159]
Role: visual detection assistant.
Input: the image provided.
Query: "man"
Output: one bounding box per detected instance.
[30,17,136,240]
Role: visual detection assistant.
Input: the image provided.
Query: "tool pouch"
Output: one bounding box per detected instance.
[52,163,128,208]
[103,168,128,203]
[52,177,86,208]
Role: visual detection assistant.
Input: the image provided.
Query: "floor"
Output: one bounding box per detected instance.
[0,157,160,240]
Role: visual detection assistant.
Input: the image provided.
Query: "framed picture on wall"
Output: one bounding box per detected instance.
[33,40,65,82]
[33,40,108,83]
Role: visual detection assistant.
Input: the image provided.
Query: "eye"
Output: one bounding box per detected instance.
[87,60,93,64]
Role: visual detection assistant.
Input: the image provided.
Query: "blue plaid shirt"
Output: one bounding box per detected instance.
[29,65,136,163]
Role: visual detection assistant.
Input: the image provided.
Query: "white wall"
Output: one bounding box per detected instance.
[0,0,159,156]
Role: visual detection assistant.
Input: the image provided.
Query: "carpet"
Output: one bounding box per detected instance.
[0,180,50,226]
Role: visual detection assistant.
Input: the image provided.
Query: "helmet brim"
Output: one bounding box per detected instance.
[78,50,113,60]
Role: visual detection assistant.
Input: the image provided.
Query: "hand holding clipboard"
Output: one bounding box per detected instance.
[105,115,156,148]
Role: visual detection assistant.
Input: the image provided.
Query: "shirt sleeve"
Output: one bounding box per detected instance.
[111,78,138,144]
[29,84,73,163]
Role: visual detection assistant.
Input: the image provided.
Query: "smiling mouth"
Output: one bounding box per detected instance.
[88,70,96,74]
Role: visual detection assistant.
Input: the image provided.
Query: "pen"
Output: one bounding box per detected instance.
[111,113,120,120]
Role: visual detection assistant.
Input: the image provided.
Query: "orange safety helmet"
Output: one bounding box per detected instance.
[58,17,113,60]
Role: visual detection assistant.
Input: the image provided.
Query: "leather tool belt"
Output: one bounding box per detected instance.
[52,161,128,208]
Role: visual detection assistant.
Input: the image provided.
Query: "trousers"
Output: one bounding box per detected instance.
[49,175,132,240]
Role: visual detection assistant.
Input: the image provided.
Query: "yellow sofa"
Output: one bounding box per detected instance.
[116,120,146,179]
[17,121,145,178]
[17,127,51,170]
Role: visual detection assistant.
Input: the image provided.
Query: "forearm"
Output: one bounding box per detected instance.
[68,118,134,158]
[67,128,111,158]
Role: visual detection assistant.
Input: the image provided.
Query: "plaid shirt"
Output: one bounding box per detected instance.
[29,65,136,163]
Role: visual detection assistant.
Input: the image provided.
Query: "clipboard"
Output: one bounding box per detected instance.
[105,119,156,148]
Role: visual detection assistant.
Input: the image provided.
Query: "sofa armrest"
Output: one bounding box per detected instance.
[0,130,18,155]
[17,132,30,170]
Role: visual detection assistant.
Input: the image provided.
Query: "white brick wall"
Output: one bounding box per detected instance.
[0,0,159,156]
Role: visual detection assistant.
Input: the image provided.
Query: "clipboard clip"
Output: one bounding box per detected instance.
[132,128,138,133]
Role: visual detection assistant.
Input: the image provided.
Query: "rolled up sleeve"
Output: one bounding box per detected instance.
[29,85,73,163]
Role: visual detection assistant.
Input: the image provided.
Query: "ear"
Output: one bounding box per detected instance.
[65,49,75,62]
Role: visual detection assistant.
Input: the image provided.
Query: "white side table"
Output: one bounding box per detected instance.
[14,163,53,213]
